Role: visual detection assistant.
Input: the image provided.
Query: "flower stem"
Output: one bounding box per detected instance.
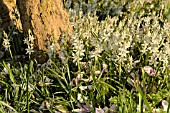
[139,92,143,113]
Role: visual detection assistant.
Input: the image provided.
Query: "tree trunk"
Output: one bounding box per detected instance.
[0,0,11,31]
[0,0,22,31]
[16,0,72,51]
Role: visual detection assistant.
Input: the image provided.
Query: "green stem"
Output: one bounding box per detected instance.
[8,48,13,59]
[78,60,81,72]
[139,92,143,113]
[26,72,29,113]
[26,60,33,113]
[119,63,122,81]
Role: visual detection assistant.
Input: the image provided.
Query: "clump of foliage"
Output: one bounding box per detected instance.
[0,0,170,112]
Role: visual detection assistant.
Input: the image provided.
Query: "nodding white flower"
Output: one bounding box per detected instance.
[69,78,75,86]
[79,85,93,91]
[58,51,65,63]
[77,93,82,101]
[73,73,84,85]
[76,73,83,81]
[79,86,88,90]
[87,85,93,90]
[162,100,169,111]
[77,93,88,103]
[102,63,107,72]
[95,70,101,75]
[95,107,105,113]
[81,76,93,82]
[144,66,156,76]
[12,31,18,35]
[89,76,93,82]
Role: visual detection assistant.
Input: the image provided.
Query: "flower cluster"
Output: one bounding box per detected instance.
[68,0,170,74]
[23,29,35,55]
[2,31,11,51]
[58,0,170,112]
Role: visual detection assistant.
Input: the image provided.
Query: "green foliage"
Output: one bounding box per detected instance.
[0,0,170,112]
[164,0,170,21]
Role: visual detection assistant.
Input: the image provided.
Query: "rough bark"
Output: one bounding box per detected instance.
[0,0,11,31]
[16,0,72,51]
[0,0,22,31]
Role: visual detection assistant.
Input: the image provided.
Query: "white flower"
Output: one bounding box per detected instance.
[95,107,105,113]
[162,100,169,111]
[77,93,82,101]
[89,76,93,81]
[102,63,107,72]
[28,35,35,43]
[74,73,84,85]
[144,66,156,76]
[77,93,88,103]
[76,73,83,80]
[90,44,103,59]
[69,78,75,86]
[79,86,88,90]
[25,46,34,55]
[87,85,93,90]
[24,29,35,55]
[23,38,29,44]
[72,38,85,63]
[59,51,65,63]
[48,42,56,52]
[95,70,101,75]
[110,104,118,112]
[2,38,11,51]
[12,31,18,35]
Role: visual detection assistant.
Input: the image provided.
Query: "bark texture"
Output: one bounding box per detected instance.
[16,0,72,51]
[0,0,22,31]
[0,0,11,31]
